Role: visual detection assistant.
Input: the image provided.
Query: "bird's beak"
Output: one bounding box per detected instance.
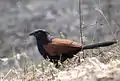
[29,32,34,36]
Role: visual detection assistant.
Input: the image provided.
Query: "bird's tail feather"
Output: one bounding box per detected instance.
[82,40,117,50]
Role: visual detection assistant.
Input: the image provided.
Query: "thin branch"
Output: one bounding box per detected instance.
[79,0,84,44]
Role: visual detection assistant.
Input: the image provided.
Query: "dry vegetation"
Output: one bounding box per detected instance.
[0,42,120,81]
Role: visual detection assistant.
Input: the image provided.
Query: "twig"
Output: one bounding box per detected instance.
[79,0,85,59]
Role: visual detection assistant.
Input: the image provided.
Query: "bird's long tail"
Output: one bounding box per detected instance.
[82,40,117,50]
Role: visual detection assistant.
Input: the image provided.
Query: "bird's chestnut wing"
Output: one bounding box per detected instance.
[44,38,82,56]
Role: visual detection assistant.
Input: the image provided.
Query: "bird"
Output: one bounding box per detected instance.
[29,29,83,64]
[29,29,117,66]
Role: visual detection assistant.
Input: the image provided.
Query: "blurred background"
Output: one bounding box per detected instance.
[0,0,120,72]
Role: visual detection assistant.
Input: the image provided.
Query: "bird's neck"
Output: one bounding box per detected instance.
[36,35,53,45]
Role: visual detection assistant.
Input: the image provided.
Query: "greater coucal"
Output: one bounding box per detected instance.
[29,29,117,64]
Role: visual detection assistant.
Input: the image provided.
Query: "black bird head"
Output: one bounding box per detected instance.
[29,29,53,44]
[29,29,49,37]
